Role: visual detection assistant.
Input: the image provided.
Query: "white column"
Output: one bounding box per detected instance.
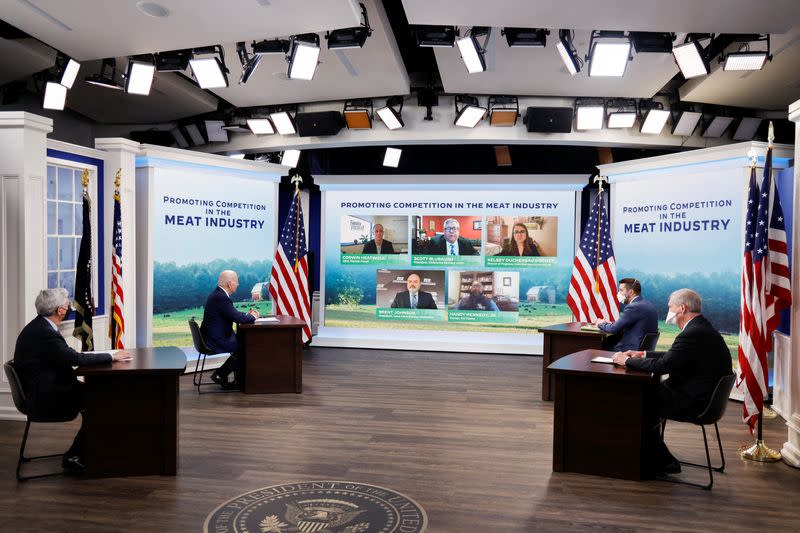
[95,138,141,349]
[782,100,800,467]
[0,112,53,420]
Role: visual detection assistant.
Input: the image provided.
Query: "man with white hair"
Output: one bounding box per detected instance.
[201,270,259,389]
[13,288,132,473]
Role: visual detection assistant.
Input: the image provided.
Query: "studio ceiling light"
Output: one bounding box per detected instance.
[412,25,457,47]
[252,39,291,55]
[587,31,631,77]
[247,118,275,135]
[170,127,189,148]
[344,99,373,129]
[326,2,372,49]
[671,103,703,136]
[189,45,229,88]
[376,96,404,130]
[155,49,191,72]
[288,33,321,80]
[184,123,206,145]
[454,95,486,128]
[638,101,670,134]
[672,34,712,79]
[456,27,490,74]
[606,98,637,128]
[43,81,67,110]
[383,147,402,168]
[85,58,123,90]
[204,120,229,142]
[723,35,771,71]
[502,28,548,47]
[556,30,581,75]
[270,109,297,135]
[236,41,262,85]
[281,149,301,167]
[629,32,674,54]
[124,57,156,95]
[575,98,605,130]
[702,112,735,138]
[488,96,519,126]
[733,117,763,140]
[55,52,81,89]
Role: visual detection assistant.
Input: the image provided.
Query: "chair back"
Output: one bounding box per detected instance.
[694,374,736,426]
[188,318,214,355]
[639,331,660,351]
[4,361,28,416]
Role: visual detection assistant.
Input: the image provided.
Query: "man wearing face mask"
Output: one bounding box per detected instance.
[594,278,658,352]
[612,288,732,476]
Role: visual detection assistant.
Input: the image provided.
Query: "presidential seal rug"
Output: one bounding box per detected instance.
[203,481,427,533]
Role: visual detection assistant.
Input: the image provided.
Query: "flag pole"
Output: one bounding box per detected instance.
[739,121,782,463]
[291,174,303,272]
[592,176,608,295]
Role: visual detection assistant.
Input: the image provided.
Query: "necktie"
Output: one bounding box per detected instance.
[411,293,417,309]
[449,243,456,255]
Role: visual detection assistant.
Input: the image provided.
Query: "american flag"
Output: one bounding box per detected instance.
[737,146,792,431]
[73,176,94,351]
[108,182,125,349]
[567,191,620,322]
[269,190,312,342]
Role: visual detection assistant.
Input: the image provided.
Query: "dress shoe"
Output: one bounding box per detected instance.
[61,455,85,474]
[210,371,233,389]
[662,458,682,474]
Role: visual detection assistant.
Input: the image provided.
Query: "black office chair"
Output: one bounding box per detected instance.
[188,318,233,394]
[658,373,736,490]
[4,360,75,481]
[639,331,660,351]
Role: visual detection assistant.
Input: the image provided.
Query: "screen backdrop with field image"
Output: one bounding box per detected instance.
[151,167,278,348]
[319,187,578,353]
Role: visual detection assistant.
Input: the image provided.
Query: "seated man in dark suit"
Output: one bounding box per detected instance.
[594,278,658,351]
[201,270,259,389]
[390,273,437,309]
[612,288,732,476]
[361,224,395,254]
[426,219,479,256]
[13,288,132,473]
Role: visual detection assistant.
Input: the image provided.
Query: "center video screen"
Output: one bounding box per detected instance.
[322,189,577,336]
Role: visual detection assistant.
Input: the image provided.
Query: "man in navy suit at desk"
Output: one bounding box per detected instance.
[201,270,259,389]
[594,278,658,351]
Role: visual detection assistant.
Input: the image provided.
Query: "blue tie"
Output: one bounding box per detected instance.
[449,243,456,255]
[411,294,417,309]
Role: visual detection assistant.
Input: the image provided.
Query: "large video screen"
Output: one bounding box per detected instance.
[320,188,577,347]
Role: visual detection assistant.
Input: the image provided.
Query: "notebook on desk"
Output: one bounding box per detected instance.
[580,324,601,332]
[254,316,279,323]
[591,356,614,364]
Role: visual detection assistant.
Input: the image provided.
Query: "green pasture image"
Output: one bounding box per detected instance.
[152,301,273,347]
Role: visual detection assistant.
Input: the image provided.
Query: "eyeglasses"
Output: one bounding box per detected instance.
[513,230,526,235]
[444,227,458,232]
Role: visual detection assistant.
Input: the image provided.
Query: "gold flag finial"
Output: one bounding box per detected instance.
[291,174,303,193]
[593,175,608,193]
[747,148,758,168]
[767,121,774,147]
[81,168,90,190]
[114,168,122,189]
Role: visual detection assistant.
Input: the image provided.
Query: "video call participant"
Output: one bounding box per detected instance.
[13,288,133,473]
[201,270,259,390]
[612,288,733,477]
[426,219,479,256]
[497,223,541,256]
[390,273,437,309]
[594,278,658,351]
[362,224,395,254]
[456,280,499,311]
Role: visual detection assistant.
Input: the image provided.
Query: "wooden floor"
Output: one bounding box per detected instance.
[1,347,798,532]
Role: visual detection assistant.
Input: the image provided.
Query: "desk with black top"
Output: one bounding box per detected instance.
[238,316,305,394]
[538,322,613,401]
[75,346,186,478]
[548,349,652,481]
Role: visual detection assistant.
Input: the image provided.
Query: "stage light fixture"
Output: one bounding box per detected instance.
[629,32,674,54]
[85,58,123,90]
[606,98,637,128]
[54,53,81,89]
[236,41,262,86]
[252,39,291,55]
[412,25,457,47]
[288,33,321,80]
[247,118,275,135]
[229,154,246,159]
[43,81,67,110]
[281,149,301,167]
[672,39,710,79]
[383,147,402,168]
[556,30,581,75]
[221,119,250,133]
[343,99,373,129]
[203,120,229,142]
[124,57,156,95]
[170,127,189,148]
[456,27,490,74]
[184,123,206,145]
[587,31,631,77]
[155,49,191,72]
[376,96,404,130]
[270,110,297,135]
[733,117,762,140]
[502,28,548,47]
[723,35,771,71]
[575,98,605,130]
[638,101,670,134]
[189,45,229,88]
[454,95,486,128]
[670,103,703,136]
[702,113,734,138]
[488,96,519,126]
[326,2,372,49]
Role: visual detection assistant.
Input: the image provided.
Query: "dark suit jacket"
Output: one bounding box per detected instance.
[13,315,112,420]
[362,239,395,254]
[200,286,256,354]
[390,290,437,309]
[426,235,479,256]
[598,296,659,351]
[626,314,732,418]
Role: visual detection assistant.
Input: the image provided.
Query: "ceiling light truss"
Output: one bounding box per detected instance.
[326,2,372,49]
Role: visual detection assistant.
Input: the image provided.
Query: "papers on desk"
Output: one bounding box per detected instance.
[254,316,279,323]
[591,356,615,364]
[82,349,119,355]
[580,325,601,332]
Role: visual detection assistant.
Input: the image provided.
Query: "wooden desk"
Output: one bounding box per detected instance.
[238,316,305,394]
[538,322,612,401]
[548,349,652,480]
[75,346,186,478]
